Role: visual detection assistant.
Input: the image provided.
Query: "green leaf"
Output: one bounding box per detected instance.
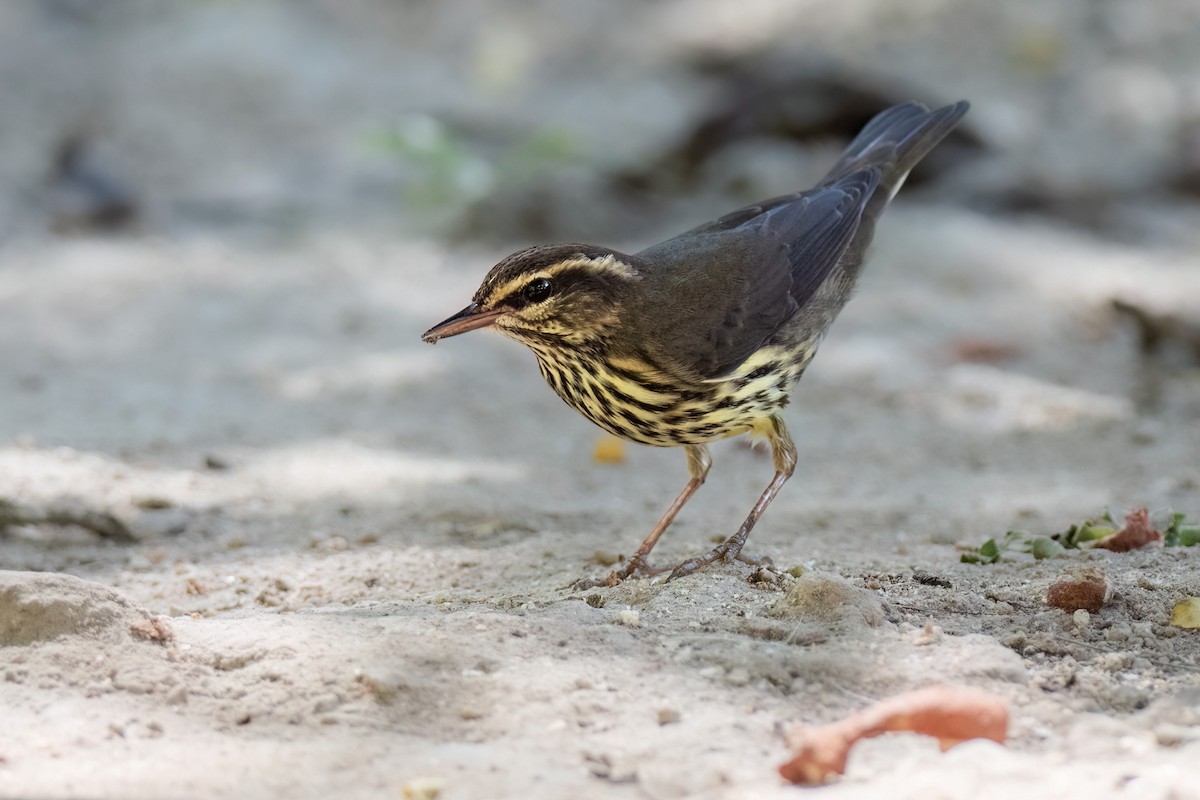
[964,509,1199,564]
[1178,527,1200,547]
[1031,536,1065,559]
[1163,512,1195,547]
[1075,524,1114,543]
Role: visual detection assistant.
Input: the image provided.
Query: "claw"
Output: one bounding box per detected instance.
[572,554,670,589]
[665,543,731,582]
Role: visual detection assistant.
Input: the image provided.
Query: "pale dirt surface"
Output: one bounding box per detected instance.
[2,2,1200,799]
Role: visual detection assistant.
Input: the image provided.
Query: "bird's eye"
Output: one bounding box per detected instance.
[522,278,553,304]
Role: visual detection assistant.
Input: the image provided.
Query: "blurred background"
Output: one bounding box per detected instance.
[4,0,1200,243]
[1,0,1198,548]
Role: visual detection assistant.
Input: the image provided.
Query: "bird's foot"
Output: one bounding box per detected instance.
[573,554,669,589]
[734,551,774,568]
[666,539,771,581]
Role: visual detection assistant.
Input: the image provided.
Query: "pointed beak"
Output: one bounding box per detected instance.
[421,303,505,344]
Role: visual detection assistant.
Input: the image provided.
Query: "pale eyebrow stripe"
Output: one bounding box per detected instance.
[481,254,637,307]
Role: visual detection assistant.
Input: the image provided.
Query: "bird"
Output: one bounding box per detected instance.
[422,100,969,585]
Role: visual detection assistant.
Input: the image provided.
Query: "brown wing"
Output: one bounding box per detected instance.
[629,101,969,380]
[631,169,879,379]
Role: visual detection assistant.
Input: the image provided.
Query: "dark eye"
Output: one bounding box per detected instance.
[522,278,553,304]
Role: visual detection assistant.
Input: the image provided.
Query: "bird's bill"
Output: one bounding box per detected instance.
[421,304,505,343]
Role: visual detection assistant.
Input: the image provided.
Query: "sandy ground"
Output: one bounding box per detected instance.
[2,2,1200,799]
[2,207,1199,800]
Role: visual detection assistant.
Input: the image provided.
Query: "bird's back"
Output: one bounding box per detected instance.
[631,101,969,382]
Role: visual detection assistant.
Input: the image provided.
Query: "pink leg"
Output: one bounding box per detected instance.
[667,417,797,581]
[577,445,711,588]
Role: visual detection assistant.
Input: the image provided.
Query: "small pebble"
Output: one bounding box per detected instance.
[593,436,625,464]
[618,609,640,627]
[592,551,619,567]
[1046,568,1110,613]
[134,496,174,510]
[203,454,230,470]
[914,620,943,645]
[912,569,952,588]
[1154,723,1190,747]
[312,693,340,714]
[401,777,446,800]
[657,708,681,726]
[1072,609,1090,629]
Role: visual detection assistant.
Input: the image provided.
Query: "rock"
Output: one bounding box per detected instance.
[1046,568,1111,613]
[771,572,884,627]
[0,571,153,646]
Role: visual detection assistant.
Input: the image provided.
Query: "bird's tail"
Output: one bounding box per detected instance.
[821,100,969,212]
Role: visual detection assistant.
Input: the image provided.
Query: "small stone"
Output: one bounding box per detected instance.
[617,609,640,628]
[203,454,230,470]
[593,436,625,464]
[914,620,943,645]
[1154,723,1191,747]
[657,708,681,725]
[1105,624,1133,644]
[726,667,750,686]
[1046,568,1110,613]
[1072,609,1090,629]
[401,777,446,800]
[591,551,619,567]
[748,566,779,585]
[312,693,340,714]
[1095,652,1134,672]
[583,752,636,783]
[129,616,175,643]
[912,570,952,588]
[129,507,191,537]
[135,496,174,510]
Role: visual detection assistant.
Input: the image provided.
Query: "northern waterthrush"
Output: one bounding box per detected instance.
[423,101,969,584]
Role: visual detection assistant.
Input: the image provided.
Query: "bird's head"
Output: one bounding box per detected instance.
[422,244,639,349]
